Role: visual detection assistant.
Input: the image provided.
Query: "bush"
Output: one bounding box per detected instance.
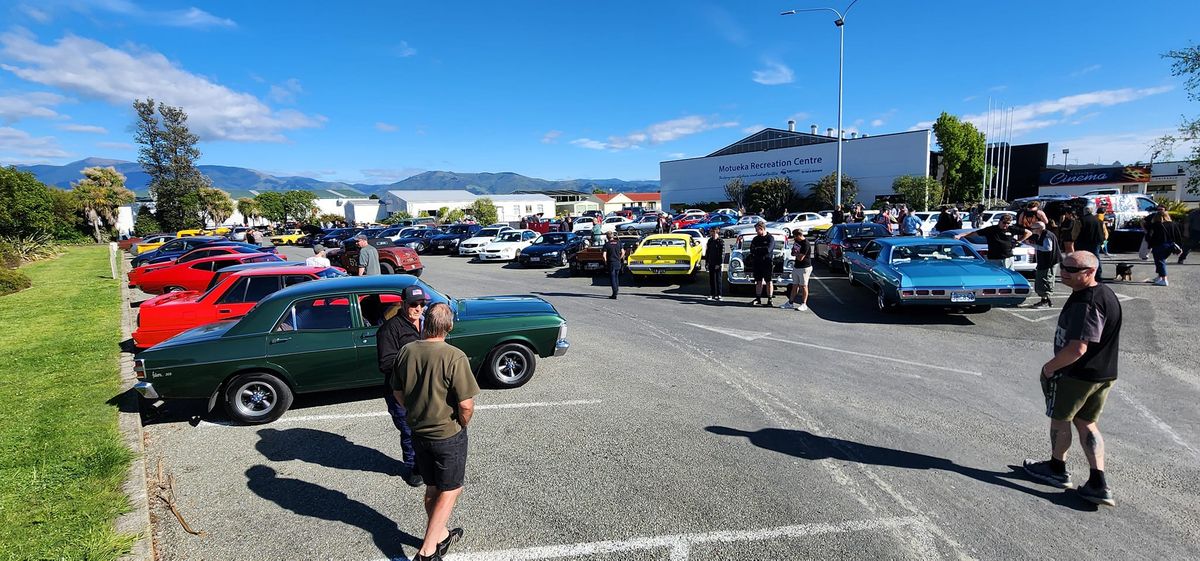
[0,240,19,269]
[1,233,60,262]
[133,206,161,237]
[0,167,62,238]
[0,268,31,296]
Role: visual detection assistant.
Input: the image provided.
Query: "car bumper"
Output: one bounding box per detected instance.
[133,380,159,399]
[518,255,561,266]
[629,263,692,275]
[476,253,513,261]
[727,271,794,285]
[554,338,570,357]
[458,246,484,255]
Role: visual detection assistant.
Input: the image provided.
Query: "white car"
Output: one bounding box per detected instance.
[599,215,632,233]
[572,217,598,233]
[720,215,766,238]
[710,208,740,217]
[672,228,707,257]
[476,229,538,261]
[980,210,1017,226]
[768,212,831,235]
[727,228,794,289]
[457,226,512,256]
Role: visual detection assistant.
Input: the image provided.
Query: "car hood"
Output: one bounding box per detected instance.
[145,319,240,351]
[483,241,527,250]
[522,243,570,254]
[461,236,495,245]
[431,233,469,241]
[456,295,559,320]
[894,261,1023,286]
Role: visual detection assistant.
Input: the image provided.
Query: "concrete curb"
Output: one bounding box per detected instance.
[115,251,155,561]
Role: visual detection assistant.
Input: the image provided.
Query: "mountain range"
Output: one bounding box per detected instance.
[14,158,660,200]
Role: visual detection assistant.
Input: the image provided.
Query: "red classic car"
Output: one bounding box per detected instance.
[326,244,423,276]
[132,265,346,348]
[672,212,709,230]
[128,245,285,287]
[135,253,283,294]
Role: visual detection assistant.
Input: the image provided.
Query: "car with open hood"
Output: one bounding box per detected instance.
[517,232,585,267]
[477,229,538,261]
[133,275,570,423]
[626,233,704,278]
[726,228,795,292]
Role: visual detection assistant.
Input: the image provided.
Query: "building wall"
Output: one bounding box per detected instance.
[487,195,556,223]
[660,130,931,208]
[382,192,476,216]
[345,200,385,224]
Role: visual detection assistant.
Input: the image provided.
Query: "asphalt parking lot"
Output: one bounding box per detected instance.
[138,244,1200,560]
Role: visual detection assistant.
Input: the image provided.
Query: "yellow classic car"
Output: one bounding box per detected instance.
[269,229,306,245]
[176,228,206,237]
[131,234,176,255]
[626,233,703,276]
[203,226,232,236]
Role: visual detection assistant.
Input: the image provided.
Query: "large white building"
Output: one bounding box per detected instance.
[383,190,478,216]
[660,126,932,209]
[485,194,557,223]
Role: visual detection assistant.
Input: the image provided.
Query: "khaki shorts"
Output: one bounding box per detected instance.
[1041,373,1114,422]
[791,266,813,286]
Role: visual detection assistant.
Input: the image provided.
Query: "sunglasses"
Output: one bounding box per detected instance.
[406,301,428,308]
[1061,265,1093,273]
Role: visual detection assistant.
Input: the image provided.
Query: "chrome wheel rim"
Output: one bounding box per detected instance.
[234,381,277,418]
[493,349,528,384]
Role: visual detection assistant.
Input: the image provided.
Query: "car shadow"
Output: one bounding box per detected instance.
[141,385,391,426]
[532,291,613,300]
[705,426,1096,512]
[808,297,978,326]
[245,465,422,556]
[255,427,405,476]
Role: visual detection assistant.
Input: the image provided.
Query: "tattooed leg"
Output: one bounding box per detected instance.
[1074,419,1105,471]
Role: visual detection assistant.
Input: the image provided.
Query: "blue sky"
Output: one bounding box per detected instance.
[0,0,1196,183]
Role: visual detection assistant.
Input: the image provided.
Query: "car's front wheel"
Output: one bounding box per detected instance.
[416,242,426,253]
[380,262,395,275]
[224,372,293,424]
[483,342,537,388]
[846,264,860,287]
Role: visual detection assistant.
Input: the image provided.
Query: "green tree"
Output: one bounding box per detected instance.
[133,205,161,237]
[134,98,210,231]
[236,197,259,225]
[743,177,796,218]
[368,193,380,199]
[282,190,318,222]
[891,175,944,211]
[723,179,746,209]
[316,212,344,225]
[591,188,607,194]
[196,187,234,226]
[469,197,499,225]
[932,112,985,204]
[442,208,465,224]
[1154,46,1200,195]
[810,173,859,210]
[0,167,60,238]
[72,167,135,242]
[254,191,287,223]
[381,211,413,224]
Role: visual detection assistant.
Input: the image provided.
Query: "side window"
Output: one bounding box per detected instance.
[274,296,353,332]
[1136,197,1157,212]
[241,276,282,303]
[217,278,249,304]
[190,261,215,272]
[862,242,881,261]
[524,231,536,240]
[357,293,402,327]
[283,275,313,287]
[210,259,239,272]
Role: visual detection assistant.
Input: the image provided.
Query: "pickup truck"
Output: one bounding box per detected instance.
[328,237,424,276]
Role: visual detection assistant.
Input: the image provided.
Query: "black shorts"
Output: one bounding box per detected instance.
[413,429,468,491]
[752,263,773,282]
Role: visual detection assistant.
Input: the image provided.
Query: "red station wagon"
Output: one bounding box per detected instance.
[132,265,346,348]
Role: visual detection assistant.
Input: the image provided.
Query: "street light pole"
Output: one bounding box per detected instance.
[782,1,860,210]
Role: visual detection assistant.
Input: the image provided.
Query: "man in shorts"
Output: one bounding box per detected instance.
[392,303,480,559]
[748,221,775,307]
[1023,251,1122,507]
[781,229,812,311]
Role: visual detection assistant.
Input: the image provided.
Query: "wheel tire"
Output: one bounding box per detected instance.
[846,265,860,287]
[416,242,426,253]
[223,372,293,424]
[875,286,898,313]
[380,262,395,275]
[408,268,423,278]
[483,343,537,388]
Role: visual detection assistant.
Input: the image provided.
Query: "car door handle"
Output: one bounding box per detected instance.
[270,336,292,344]
[217,308,232,314]
[360,332,376,339]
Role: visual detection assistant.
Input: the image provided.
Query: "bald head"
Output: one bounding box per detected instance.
[1063,251,1098,269]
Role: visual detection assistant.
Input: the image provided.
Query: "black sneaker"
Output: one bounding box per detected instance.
[1023,459,1072,488]
[1031,300,1051,309]
[1077,482,1116,506]
[411,553,441,561]
[436,528,463,557]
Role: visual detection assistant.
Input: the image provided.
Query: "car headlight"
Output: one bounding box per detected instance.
[731,259,743,271]
[544,251,559,256]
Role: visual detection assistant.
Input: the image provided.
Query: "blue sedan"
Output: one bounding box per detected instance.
[685,213,738,235]
[845,237,1031,312]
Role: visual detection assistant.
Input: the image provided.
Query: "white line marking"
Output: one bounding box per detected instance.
[376,516,924,561]
[1000,309,1058,323]
[1116,389,1200,464]
[812,276,846,305]
[197,399,602,427]
[683,322,770,341]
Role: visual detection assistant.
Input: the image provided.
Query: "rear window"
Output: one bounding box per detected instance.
[218,276,282,304]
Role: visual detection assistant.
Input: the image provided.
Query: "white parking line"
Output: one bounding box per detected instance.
[197,399,603,427]
[812,276,846,305]
[375,516,924,561]
[1116,389,1200,464]
[1000,309,1058,323]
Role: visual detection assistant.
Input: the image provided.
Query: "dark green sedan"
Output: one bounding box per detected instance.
[133,275,569,423]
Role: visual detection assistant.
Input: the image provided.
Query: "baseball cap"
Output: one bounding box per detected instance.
[354,233,368,240]
[402,285,429,304]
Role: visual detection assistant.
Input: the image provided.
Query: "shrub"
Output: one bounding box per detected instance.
[133,206,161,237]
[0,167,62,238]
[0,268,31,296]
[0,240,19,269]
[1,232,61,262]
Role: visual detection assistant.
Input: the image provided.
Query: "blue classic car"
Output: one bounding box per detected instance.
[517,232,585,267]
[685,213,738,235]
[393,228,445,253]
[131,236,226,267]
[427,224,483,253]
[845,237,1031,312]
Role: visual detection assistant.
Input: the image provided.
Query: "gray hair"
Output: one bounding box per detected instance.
[1031,221,1046,231]
[1063,250,1099,270]
[422,302,454,338]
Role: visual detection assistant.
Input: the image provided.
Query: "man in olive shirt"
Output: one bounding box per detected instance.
[1023,251,1122,507]
[392,303,479,560]
[356,234,381,276]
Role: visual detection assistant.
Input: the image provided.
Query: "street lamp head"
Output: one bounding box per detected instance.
[780,10,797,15]
[834,18,844,26]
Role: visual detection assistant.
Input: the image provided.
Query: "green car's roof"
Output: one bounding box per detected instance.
[257,275,431,305]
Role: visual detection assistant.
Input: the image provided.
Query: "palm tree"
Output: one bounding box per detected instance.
[237,197,260,226]
[197,188,234,227]
[72,167,135,242]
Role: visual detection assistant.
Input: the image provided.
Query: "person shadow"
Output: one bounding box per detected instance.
[705,426,1096,512]
[255,428,406,476]
[245,465,422,557]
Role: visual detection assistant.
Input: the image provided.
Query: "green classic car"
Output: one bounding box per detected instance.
[133,275,569,423]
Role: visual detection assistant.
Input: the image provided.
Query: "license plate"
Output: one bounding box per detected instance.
[651,268,664,274]
[529,257,540,262]
[586,262,601,269]
[951,291,975,303]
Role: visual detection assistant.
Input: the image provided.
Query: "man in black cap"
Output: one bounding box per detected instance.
[376,285,429,487]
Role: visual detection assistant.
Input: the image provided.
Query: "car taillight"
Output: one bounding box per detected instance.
[134,359,146,380]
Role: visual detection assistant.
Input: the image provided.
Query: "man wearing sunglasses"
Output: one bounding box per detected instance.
[1024,251,1122,507]
[376,285,431,487]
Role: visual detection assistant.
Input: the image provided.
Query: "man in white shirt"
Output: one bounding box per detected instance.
[305,248,331,268]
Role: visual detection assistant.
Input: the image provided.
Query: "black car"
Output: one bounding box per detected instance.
[131,236,225,267]
[427,224,483,253]
[316,227,363,248]
[517,232,585,267]
[811,223,893,272]
[393,228,446,253]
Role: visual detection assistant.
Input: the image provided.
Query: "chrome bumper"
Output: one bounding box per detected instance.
[133,380,159,399]
[554,338,570,357]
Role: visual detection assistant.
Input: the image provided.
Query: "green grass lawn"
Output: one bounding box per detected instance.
[0,246,135,560]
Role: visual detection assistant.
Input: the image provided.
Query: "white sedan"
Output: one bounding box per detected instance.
[477,229,539,261]
[719,215,766,238]
[768,212,831,235]
[599,215,632,233]
[572,217,598,233]
[457,226,512,256]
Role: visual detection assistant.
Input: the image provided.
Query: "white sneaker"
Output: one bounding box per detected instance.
[1154,278,1169,286]
[780,301,794,309]
[705,296,714,301]
[797,304,809,311]
[714,296,722,301]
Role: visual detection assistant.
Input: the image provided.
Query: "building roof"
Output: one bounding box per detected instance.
[621,192,660,202]
[386,190,477,202]
[512,189,590,197]
[707,128,837,157]
[485,194,555,202]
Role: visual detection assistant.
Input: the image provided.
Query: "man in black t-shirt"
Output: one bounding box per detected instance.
[376,285,429,487]
[601,232,626,299]
[748,222,775,306]
[1023,251,1122,507]
[705,228,725,301]
[956,213,1030,269]
[1074,205,1106,279]
[781,229,812,311]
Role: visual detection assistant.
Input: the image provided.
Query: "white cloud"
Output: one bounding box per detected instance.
[571,115,739,151]
[752,61,794,86]
[541,130,562,144]
[166,7,236,28]
[869,109,896,128]
[375,122,398,132]
[1070,64,1102,78]
[267,78,303,104]
[395,41,417,58]
[18,4,52,23]
[0,126,68,159]
[59,123,107,133]
[360,167,425,183]
[870,119,885,127]
[0,32,325,142]
[666,152,686,159]
[33,1,235,28]
[0,91,66,122]
[1048,129,1186,165]
[96,141,133,150]
[701,5,746,46]
[912,86,1174,136]
[743,124,766,134]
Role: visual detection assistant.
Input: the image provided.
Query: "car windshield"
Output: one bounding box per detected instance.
[890,244,980,263]
[316,267,347,279]
[639,216,657,223]
[642,238,686,248]
[738,216,761,224]
[841,224,889,239]
[779,213,801,222]
[497,231,524,242]
[736,233,786,249]
[477,228,503,237]
[536,234,569,245]
[447,225,473,234]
